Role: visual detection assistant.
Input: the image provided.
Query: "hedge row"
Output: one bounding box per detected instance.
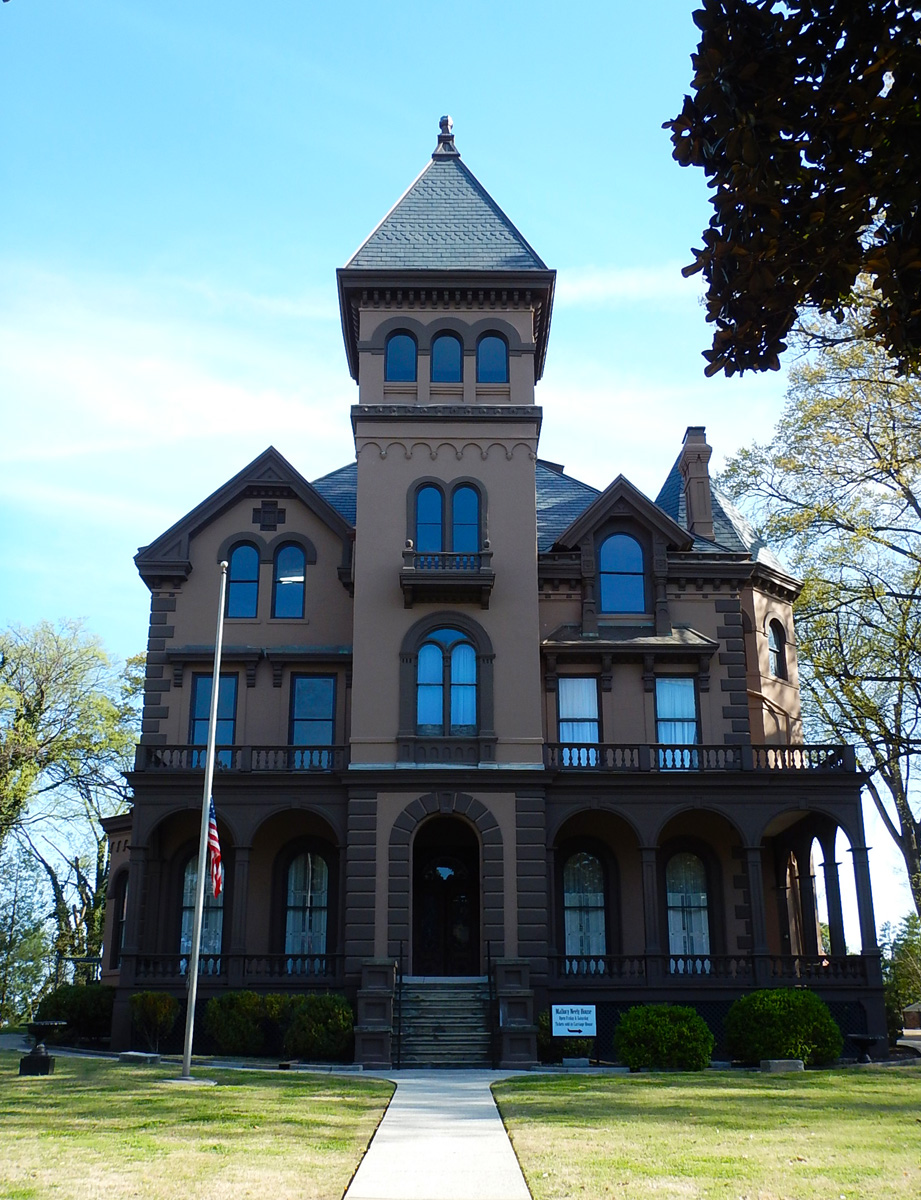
[204,991,354,1060]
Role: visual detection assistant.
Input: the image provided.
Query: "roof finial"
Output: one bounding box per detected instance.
[433,114,460,159]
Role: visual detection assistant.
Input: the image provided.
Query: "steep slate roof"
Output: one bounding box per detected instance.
[311,458,600,553]
[311,461,358,526]
[344,120,548,273]
[655,453,790,573]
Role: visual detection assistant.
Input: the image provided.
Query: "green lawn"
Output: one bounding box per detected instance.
[0,1051,393,1200]
[494,1067,921,1200]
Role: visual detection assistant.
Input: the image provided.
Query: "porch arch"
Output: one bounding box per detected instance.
[388,791,504,967]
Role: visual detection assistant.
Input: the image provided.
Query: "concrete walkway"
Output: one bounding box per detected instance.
[345,1070,532,1200]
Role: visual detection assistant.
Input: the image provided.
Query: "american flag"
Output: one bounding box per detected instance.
[208,797,223,897]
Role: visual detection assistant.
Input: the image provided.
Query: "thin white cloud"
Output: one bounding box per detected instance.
[555,262,703,308]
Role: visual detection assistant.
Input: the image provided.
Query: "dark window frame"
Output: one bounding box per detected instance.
[272,542,307,619]
[476,332,509,383]
[409,479,484,553]
[554,837,621,961]
[598,532,647,614]
[430,332,464,383]
[189,673,238,767]
[767,619,788,679]
[271,837,339,958]
[108,870,129,969]
[226,542,260,619]
[657,837,725,959]
[385,331,417,382]
[289,674,337,768]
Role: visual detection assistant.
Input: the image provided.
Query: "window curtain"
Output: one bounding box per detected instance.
[666,852,710,957]
[180,860,223,965]
[285,853,329,957]
[563,852,607,957]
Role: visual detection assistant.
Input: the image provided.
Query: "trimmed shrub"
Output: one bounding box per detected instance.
[283,993,354,1062]
[35,984,115,1042]
[130,991,179,1052]
[725,988,843,1066]
[204,991,266,1057]
[536,1009,594,1064]
[614,1004,714,1071]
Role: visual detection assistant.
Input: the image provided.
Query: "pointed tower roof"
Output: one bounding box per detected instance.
[345,116,548,272]
[337,117,556,380]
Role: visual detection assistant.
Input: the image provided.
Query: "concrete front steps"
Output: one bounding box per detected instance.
[396,976,494,1068]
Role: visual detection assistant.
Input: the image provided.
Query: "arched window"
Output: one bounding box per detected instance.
[285,852,329,968]
[272,543,306,619]
[416,628,477,736]
[666,852,710,963]
[599,534,645,613]
[768,620,787,679]
[431,333,463,383]
[226,543,259,618]
[563,851,607,960]
[385,332,417,382]
[452,485,479,553]
[416,485,444,553]
[476,334,508,383]
[179,857,223,973]
[109,872,128,969]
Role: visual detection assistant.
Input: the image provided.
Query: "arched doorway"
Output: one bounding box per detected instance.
[412,816,480,975]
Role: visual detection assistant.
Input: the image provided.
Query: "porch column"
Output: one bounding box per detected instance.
[849,843,880,956]
[640,846,661,981]
[795,842,821,957]
[228,845,251,988]
[819,834,847,957]
[122,845,148,962]
[743,845,769,985]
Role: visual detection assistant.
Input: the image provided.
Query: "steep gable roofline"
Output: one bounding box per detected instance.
[134,446,354,590]
[554,474,694,551]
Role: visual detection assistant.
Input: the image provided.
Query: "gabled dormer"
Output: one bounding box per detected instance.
[547,474,692,638]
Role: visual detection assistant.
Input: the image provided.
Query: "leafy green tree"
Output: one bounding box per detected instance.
[880,914,921,1041]
[0,623,141,976]
[0,621,136,846]
[720,296,921,914]
[0,842,52,1023]
[665,0,921,377]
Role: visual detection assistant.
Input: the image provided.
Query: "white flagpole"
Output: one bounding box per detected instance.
[180,560,229,1080]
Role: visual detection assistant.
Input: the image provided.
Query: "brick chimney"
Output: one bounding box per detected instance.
[679,426,714,540]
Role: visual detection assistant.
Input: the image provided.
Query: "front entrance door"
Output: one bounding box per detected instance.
[412,817,480,975]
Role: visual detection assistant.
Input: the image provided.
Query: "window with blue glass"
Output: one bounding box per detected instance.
[599,534,645,613]
[289,675,335,768]
[416,628,477,737]
[272,544,306,619]
[415,486,444,553]
[385,332,417,382]
[189,673,237,767]
[452,486,479,553]
[431,333,463,383]
[655,677,698,769]
[226,543,260,618]
[476,334,508,383]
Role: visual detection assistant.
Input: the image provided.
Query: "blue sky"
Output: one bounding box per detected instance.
[1,0,912,932]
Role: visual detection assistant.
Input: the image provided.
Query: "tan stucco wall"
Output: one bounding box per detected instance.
[742,586,803,744]
[349,421,544,764]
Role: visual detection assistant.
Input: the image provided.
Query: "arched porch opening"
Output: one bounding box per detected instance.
[411,815,480,976]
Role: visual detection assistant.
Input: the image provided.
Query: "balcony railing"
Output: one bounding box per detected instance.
[400,543,495,608]
[127,953,343,985]
[134,745,349,772]
[552,953,869,985]
[543,743,856,773]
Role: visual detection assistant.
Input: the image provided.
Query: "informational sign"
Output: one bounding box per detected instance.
[551,1004,596,1037]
